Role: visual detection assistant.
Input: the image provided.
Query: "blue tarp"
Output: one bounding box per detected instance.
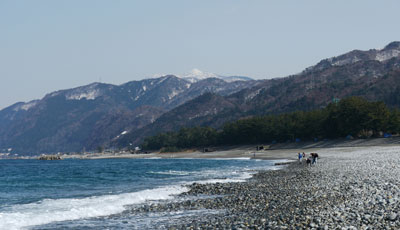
[384,133,392,138]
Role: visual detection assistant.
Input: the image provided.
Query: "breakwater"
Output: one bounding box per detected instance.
[37,155,62,160]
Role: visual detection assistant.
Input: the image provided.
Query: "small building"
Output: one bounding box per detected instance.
[203,148,214,153]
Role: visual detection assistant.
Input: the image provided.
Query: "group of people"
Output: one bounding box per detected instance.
[297,152,318,166]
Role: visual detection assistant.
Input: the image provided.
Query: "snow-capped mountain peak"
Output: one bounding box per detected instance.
[178,68,219,83]
[151,69,253,83]
[176,68,252,83]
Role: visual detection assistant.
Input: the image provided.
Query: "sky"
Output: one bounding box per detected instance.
[1,0,400,109]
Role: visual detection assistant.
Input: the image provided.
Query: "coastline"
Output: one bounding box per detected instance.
[64,136,400,161]
[129,145,400,229]
[4,137,400,161]
[3,144,400,228]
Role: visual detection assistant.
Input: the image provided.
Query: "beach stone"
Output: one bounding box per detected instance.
[389,212,397,221]
[127,146,400,229]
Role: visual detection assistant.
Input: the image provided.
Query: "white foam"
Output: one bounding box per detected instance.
[270,159,295,164]
[0,159,279,229]
[149,170,191,176]
[211,157,252,161]
[193,171,254,184]
[0,185,188,230]
[178,157,252,161]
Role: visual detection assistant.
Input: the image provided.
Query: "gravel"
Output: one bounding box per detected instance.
[131,146,400,229]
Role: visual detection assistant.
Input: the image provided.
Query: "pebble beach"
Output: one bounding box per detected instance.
[131,146,400,229]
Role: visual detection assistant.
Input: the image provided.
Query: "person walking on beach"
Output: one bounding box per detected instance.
[311,153,318,164]
[302,152,305,159]
[298,152,302,163]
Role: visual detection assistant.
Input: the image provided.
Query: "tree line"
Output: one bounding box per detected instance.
[141,97,400,151]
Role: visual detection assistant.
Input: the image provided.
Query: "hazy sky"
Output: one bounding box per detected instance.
[1,0,400,109]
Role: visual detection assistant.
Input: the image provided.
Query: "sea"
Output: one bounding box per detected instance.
[0,158,285,230]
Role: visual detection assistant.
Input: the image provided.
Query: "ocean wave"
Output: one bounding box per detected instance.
[0,185,188,230]
[148,170,191,176]
[0,170,251,230]
[0,158,279,229]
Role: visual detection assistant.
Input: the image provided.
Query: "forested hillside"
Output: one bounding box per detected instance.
[141,97,400,151]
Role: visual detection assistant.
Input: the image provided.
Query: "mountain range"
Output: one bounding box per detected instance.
[116,41,400,147]
[0,73,256,154]
[1,42,400,154]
